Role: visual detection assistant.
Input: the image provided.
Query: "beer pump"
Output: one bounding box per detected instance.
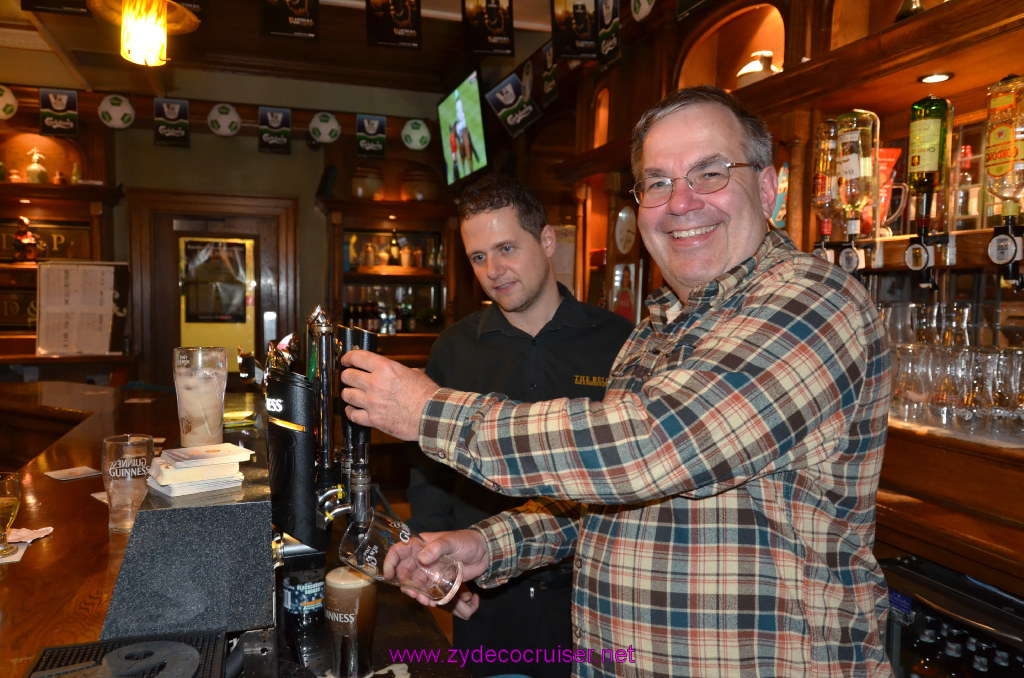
[261,305,381,672]
[263,306,381,557]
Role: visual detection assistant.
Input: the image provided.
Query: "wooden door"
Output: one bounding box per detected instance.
[128,190,298,388]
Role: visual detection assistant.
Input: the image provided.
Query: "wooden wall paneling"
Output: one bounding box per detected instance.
[785,0,816,66]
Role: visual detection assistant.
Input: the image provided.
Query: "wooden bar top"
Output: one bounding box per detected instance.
[0,382,182,678]
[0,382,463,678]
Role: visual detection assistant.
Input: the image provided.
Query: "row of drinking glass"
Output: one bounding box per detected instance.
[891,342,1024,442]
[879,301,973,347]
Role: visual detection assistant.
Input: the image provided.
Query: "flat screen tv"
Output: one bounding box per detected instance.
[437,71,489,186]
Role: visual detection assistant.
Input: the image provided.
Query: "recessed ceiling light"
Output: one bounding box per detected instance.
[19,199,31,204]
[918,72,953,84]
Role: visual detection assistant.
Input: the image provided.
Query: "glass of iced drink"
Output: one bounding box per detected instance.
[173,346,228,447]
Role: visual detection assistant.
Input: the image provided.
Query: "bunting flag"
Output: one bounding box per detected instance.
[597,0,621,71]
[258,106,292,154]
[261,0,318,39]
[485,74,542,139]
[539,41,560,108]
[356,114,387,158]
[463,0,514,56]
[154,98,190,148]
[39,88,78,137]
[366,0,422,48]
[551,0,598,60]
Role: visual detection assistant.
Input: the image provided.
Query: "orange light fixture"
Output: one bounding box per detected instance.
[86,0,199,67]
[121,0,168,66]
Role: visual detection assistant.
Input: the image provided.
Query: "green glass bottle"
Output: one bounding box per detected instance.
[908,94,953,233]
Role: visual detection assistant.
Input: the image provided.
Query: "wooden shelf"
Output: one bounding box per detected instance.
[317,197,456,223]
[878,422,1024,598]
[736,0,1024,125]
[0,182,123,205]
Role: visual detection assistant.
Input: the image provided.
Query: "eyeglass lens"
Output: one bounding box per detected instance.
[633,161,742,207]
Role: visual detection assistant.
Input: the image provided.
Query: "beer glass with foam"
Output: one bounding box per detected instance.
[325,566,378,678]
[173,346,228,447]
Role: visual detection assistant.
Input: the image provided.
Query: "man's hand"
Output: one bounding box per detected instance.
[398,529,493,619]
[339,349,440,441]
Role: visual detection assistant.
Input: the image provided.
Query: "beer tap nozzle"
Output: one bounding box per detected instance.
[308,306,339,497]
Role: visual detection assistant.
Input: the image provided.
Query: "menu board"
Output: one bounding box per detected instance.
[35,262,129,356]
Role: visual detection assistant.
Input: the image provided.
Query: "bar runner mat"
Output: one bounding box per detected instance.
[24,630,224,678]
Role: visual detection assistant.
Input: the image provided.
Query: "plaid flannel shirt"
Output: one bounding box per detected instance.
[419,230,894,677]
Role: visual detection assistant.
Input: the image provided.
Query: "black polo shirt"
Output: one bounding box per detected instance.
[407,281,634,534]
[405,283,632,678]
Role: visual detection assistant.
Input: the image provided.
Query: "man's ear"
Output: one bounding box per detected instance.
[540,224,557,257]
[758,165,780,220]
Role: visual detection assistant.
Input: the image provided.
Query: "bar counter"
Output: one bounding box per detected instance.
[0,382,464,678]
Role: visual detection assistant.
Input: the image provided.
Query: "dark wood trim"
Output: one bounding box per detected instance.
[126,189,298,384]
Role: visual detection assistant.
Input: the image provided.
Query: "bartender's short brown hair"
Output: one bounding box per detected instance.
[457,174,548,241]
[630,85,773,181]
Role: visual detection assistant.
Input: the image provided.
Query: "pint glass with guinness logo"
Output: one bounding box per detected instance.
[325,566,378,678]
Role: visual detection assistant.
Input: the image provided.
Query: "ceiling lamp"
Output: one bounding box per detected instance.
[86,0,200,67]
[917,72,954,84]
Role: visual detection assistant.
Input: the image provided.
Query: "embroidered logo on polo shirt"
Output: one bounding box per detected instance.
[574,375,608,387]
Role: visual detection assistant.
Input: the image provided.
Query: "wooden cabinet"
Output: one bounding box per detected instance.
[0,183,122,355]
[318,197,464,367]
[1,89,120,359]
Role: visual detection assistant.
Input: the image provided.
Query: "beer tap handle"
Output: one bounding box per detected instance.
[339,327,377,454]
[338,326,378,528]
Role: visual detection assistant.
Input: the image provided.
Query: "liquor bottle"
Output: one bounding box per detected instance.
[991,647,1010,676]
[908,95,953,234]
[983,75,1024,284]
[984,75,1024,218]
[964,641,995,677]
[936,628,968,677]
[904,614,941,674]
[400,286,415,333]
[387,229,401,265]
[909,617,943,678]
[281,564,331,674]
[896,0,925,21]
[956,145,974,219]
[836,109,880,240]
[810,119,841,258]
[435,240,446,274]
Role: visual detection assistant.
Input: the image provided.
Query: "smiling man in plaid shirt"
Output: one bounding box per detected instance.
[341,86,894,677]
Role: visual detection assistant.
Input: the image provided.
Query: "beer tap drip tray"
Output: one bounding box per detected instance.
[25,631,225,678]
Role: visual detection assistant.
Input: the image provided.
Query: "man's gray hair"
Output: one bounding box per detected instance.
[630,85,774,180]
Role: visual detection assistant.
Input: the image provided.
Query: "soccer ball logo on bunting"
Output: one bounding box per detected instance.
[401,119,431,150]
[207,103,242,137]
[98,94,135,129]
[0,84,18,121]
[309,111,341,144]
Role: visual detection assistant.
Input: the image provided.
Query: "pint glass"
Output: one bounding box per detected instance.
[173,346,227,447]
[325,566,377,678]
[102,434,154,533]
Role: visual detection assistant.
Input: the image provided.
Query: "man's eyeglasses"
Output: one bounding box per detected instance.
[631,161,757,208]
